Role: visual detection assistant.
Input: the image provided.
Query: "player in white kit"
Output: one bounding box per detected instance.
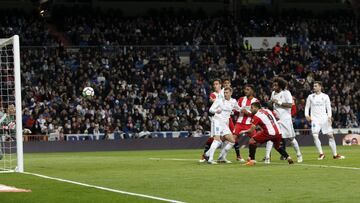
[205,87,243,164]
[265,77,303,163]
[305,81,345,160]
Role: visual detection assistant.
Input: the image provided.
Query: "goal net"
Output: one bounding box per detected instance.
[0,35,23,173]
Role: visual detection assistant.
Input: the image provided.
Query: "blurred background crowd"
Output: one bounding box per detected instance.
[1,7,359,137]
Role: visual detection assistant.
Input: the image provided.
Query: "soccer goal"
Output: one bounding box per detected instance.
[0,35,23,173]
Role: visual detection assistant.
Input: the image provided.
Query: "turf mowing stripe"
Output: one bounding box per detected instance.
[22,172,186,203]
[149,158,360,171]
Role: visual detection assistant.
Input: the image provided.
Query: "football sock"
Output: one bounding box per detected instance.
[206,140,222,162]
[275,146,289,159]
[249,143,257,160]
[281,138,286,151]
[203,137,214,154]
[265,141,273,159]
[328,135,337,156]
[313,134,323,154]
[291,138,302,156]
[219,141,234,160]
[234,140,240,157]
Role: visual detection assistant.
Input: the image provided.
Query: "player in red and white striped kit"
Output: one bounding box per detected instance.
[241,102,294,166]
[233,84,259,162]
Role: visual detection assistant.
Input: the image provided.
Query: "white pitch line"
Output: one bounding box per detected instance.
[293,163,360,171]
[149,158,198,161]
[149,157,360,171]
[22,172,186,203]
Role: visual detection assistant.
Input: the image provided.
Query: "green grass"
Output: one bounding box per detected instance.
[1,146,360,203]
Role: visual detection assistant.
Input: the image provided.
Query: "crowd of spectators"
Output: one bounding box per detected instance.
[0,10,58,46]
[58,8,357,46]
[1,8,359,138]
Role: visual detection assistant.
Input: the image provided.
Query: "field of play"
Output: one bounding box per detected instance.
[1,146,360,203]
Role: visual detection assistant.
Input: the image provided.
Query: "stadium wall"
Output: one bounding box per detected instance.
[23,133,346,153]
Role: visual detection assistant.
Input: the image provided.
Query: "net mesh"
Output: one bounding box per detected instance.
[0,39,17,172]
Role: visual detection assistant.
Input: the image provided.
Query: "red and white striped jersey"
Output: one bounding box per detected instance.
[236,96,259,125]
[252,109,281,136]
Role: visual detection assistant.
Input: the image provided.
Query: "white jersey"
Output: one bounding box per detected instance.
[209,89,224,101]
[209,97,241,123]
[305,92,332,122]
[271,90,293,120]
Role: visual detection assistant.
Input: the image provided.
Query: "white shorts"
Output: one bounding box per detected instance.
[210,119,231,137]
[278,119,296,139]
[311,120,333,135]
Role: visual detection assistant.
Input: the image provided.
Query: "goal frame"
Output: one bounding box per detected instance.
[0,35,23,172]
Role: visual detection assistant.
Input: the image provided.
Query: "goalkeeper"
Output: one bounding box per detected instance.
[0,105,16,160]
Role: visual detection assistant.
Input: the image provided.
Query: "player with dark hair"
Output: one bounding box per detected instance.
[199,79,222,162]
[233,84,259,162]
[241,102,294,166]
[265,77,303,163]
[199,78,236,163]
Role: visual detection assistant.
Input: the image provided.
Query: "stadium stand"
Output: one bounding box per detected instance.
[1,8,359,138]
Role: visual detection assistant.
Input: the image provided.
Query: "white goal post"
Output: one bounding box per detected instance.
[0,35,23,173]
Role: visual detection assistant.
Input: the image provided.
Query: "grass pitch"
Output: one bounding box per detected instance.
[1,146,360,203]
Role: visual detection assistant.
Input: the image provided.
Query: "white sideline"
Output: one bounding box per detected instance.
[149,158,360,171]
[22,172,186,203]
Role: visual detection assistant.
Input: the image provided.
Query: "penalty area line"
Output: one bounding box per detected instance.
[149,157,360,171]
[22,171,186,203]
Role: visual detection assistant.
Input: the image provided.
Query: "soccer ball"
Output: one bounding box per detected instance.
[82,87,94,98]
